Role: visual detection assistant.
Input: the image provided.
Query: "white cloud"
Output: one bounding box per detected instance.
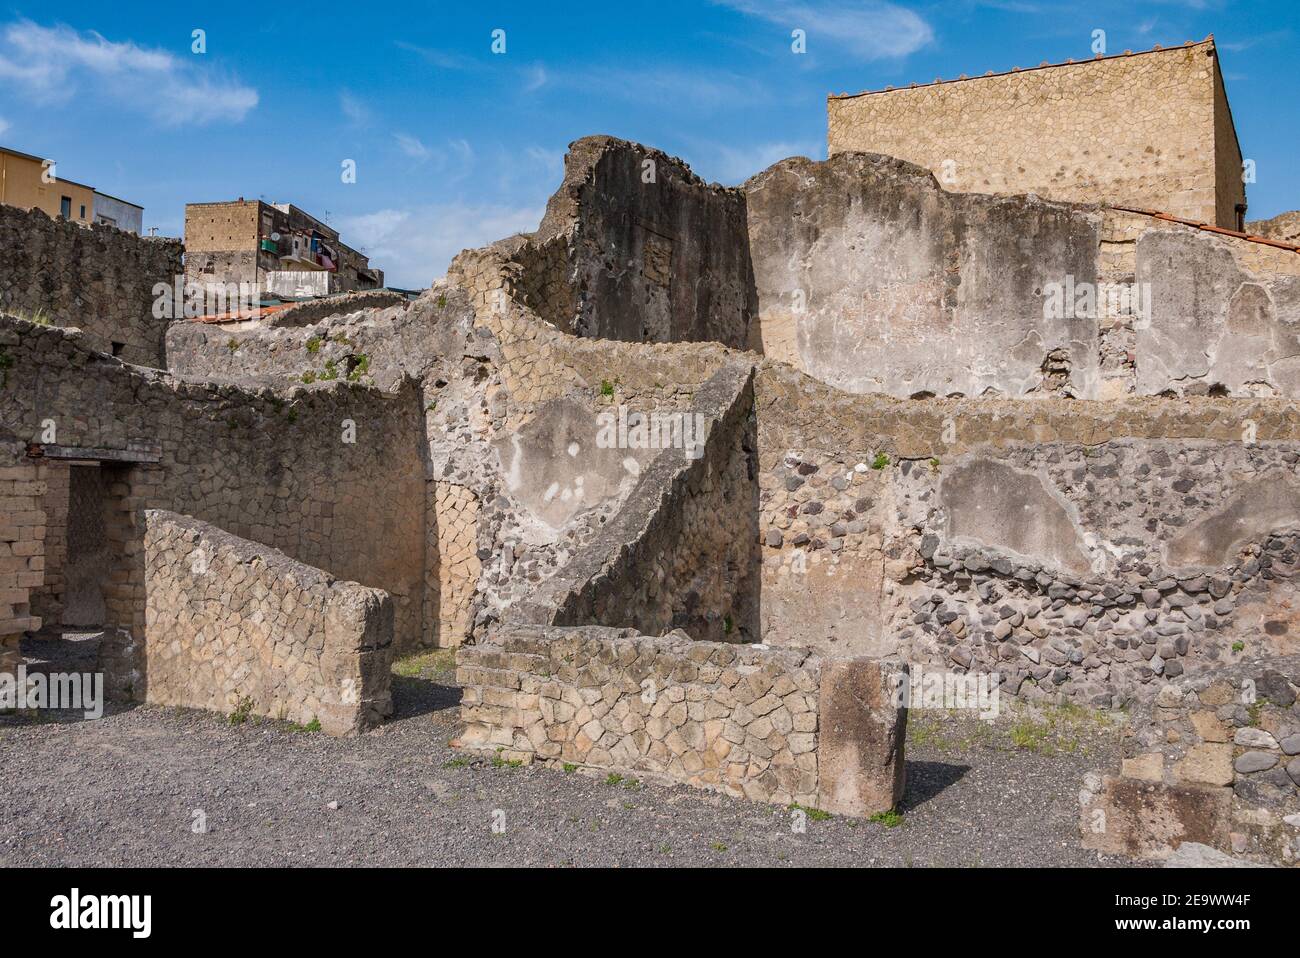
[394,132,432,161]
[338,203,544,289]
[0,117,9,137]
[339,90,371,126]
[715,0,934,59]
[0,20,257,124]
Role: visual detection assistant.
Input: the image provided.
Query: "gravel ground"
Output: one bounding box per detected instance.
[0,639,1140,867]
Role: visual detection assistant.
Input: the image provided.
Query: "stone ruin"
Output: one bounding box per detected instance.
[3,134,1299,857]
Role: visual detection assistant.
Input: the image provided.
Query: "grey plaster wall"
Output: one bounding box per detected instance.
[1137,230,1300,397]
[743,152,1101,398]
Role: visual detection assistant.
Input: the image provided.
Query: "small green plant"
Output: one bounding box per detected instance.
[437,294,447,308]
[426,401,437,412]
[300,370,317,384]
[442,757,469,769]
[723,614,734,635]
[563,763,578,773]
[491,747,523,769]
[604,772,624,786]
[622,778,640,790]
[226,338,241,352]
[1246,700,1265,727]
[1232,641,1245,652]
[789,803,832,821]
[305,336,322,354]
[871,452,890,470]
[320,359,338,381]
[288,716,321,733]
[346,353,370,382]
[599,379,615,397]
[869,809,903,828]
[658,843,672,854]
[928,457,941,471]
[709,841,728,852]
[229,696,254,725]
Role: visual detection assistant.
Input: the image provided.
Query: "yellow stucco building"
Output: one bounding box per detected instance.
[0,146,96,225]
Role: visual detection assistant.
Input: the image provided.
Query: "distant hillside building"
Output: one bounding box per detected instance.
[92,192,144,234]
[0,145,96,225]
[0,145,146,233]
[827,38,1247,229]
[184,199,384,297]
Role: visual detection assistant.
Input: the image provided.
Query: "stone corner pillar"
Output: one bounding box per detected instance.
[816,658,908,817]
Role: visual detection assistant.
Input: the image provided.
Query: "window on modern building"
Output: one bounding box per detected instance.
[60,196,72,219]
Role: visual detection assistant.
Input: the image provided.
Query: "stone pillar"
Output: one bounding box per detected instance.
[815,658,909,816]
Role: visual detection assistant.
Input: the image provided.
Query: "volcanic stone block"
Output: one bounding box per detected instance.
[816,658,908,816]
[1080,775,1232,860]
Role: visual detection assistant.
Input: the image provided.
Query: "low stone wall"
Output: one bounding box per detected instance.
[143,510,393,734]
[454,625,905,814]
[0,438,43,673]
[1082,657,1300,862]
[0,204,183,368]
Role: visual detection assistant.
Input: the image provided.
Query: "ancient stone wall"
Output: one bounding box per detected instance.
[509,361,760,644]
[0,316,426,660]
[827,41,1234,227]
[455,624,906,814]
[755,363,1300,707]
[745,152,1102,398]
[450,135,756,349]
[0,438,44,673]
[0,203,183,367]
[143,510,393,734]
[1082,657,1299,861]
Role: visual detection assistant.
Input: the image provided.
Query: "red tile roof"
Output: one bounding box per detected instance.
[1112,206,1300,254]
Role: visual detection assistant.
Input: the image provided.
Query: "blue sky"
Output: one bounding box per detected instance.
[1,1,1296,287]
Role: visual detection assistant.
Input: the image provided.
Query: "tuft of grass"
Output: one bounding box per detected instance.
[871,452,890,470]
[288,717,321,733]
[305,336,322,354]
[868,809,903,828]
[393,648,457,678]
[599,378,616,397]
[442,757,469,769]
[346,353,370,382]
[563,763,578,774]
[709,841,728,852]
[1232,641,1245,652]
[604,772,624,786]
[229,696,254,725]
[300,370,317,384]
[789,803,832,821]
[491,747,523,769]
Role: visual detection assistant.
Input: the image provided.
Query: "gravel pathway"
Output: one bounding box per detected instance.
[0,644,1138,867]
